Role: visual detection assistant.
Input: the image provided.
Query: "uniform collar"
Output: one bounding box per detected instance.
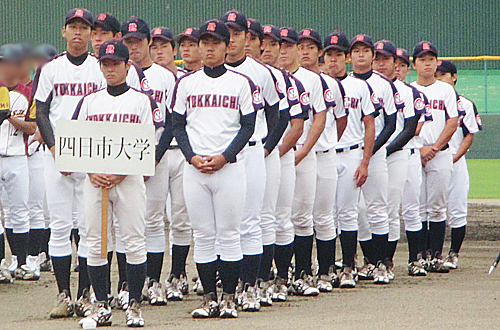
[352,69,373,80]
[225,55,246,68]
[203,64,227,78]
[337,73,348,81]
[66,52,88,66]
[107,82,129,96]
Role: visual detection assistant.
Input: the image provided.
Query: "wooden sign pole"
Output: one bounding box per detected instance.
[101,188,109,259]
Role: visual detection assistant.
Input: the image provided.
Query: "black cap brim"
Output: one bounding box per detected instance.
[375,49,396,58]
[298,36,322,49]
[324,45,348,54]
[396,56,410,66]
[200,32,228,43]
[281,37,297,44]
[123,33,148,40]
[263,34,280,42]
[99,55,128,62]
[93,21,113,32]
[225,22,245,32]
[152,35,173,42]
[414,50,438,59]
[350,40,373,51]
[175,34,198,43]
[66,16,93,27]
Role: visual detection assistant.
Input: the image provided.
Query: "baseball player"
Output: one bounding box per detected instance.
[296,28,347,293]
[75,39,164,328]
[176,28,202,73]
[170,19,260,319]
[121,17,176,305]
[350,34,401,285]
[34,8,106,318]
[435,60,482,269]
[150,27,181,76]
[0,44,38,280]
[323,31,378,288]
[372,40,424,279]
[220,10,281,311]
[411,41,463,272]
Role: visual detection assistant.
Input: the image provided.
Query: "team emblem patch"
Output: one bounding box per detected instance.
[247,21,251,28]
[414,97,425,111]
[356,34,364,41]
[324,89,334,103]
[280,29,288,37]
[75,9,84,17]
[302,29,311,36]
[370,92,378,105]
[396,49,403,56]
[129,23,137,32]
[185,28,193,35]
[105,44,115,54]
[287,86,298,101]
[276,81,283,94]
[97,14,106,21]
[476,115,482,127]
[141,78,151,91]
[300,92,310,106]
[264,26,272,33]
[457,99,465,112]
[228,13,237,21]
[376,42,384,50]
[423,43,430,50]
[331,35,338,44]
[154,28,162,35]
[152,107,163,122]
[253,89,263,104]
[207,22,216,31]
[394,92,403,105]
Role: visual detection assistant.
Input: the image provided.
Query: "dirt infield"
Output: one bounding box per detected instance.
[1,201,500,330]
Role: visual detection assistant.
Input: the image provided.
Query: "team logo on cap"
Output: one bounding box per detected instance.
[253,89,263,104]
[437,60,442,66]
[129,23,137,32]
[330,35,338,44]
[207,22,216,31]
[324,89,334,103]
[247,21,251,28]
[105,44,115,54]
[185,28,193,35]
[263,26,272,33]
[396,49,403,56]
[97,14,106,21]
[154,28,162,35]
[423,43,430,50]
[376,42,384,50]
[75,9,84,17]
[356,34,364,41]
[414,97,425,111]
[280,29,288,37]
[287,86,298,101]
[300,91,310,106]
[228,13,237,21]
[302,29,311,36]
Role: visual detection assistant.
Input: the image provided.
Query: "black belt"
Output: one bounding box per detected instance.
[167,145,180,150]
[410,149,416,155]
[248,138,267,147]
[441,144,449,151]
[335,144,361,153]
[316,149,330,154]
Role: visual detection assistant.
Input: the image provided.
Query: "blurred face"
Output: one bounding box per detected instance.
[373,52,395,78]
[91,27,116,54]
[350,43,374,72]
[199,36,227,67]
[150,39,176,67]
[19,58,32,80]
[261,36,280,65]
[100,58,130,86]
[0,60,21,84]
[323,48,347,77]
[298,39,322,69]
[179,38,201,64]
[245,33,261,59]
[413,53,437,79]
[62,19,92,50]
[278,41,297,70]
[395,58,411,81]
[122,36,151,64]
[435,70,456,86]
[227,26,248,57]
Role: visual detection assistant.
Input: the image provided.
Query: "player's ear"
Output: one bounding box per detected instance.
[125,60,132,72]
[62,26,66,38]
[318,48,323,58]
[452,73,458,83]
[114,32,123,40]
[245,32,251,41]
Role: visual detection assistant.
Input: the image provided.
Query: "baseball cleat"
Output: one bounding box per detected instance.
[289,271,320,296]
[255,279,273,307]
[79,301,112,328]
[192,277,204,296]
[317,275,333,292]
[75,288,93,317]
[385,260,395,281]
[38,252,52,272]
[271,276,288,302]
[147,279,167,306]
[219,293,238,318]
[373,261,390,284]
[178,273,189,295]
[0,259,13,284]
[116,282,130,310]
[165,275,183,301]
[443,252,459,269]
[428,257,450,273]
[339,267,356,289]
[191,292,219,318]
[49,289,75,318]
[408,261,427,276]
[329,265,340,288]
[357,258,375,280]
[14,261,40,281]
[125,299,144,327]
[8,255,18,276]
[241,283,260,312]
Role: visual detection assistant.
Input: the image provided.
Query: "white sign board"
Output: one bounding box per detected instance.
[55,120,156,176]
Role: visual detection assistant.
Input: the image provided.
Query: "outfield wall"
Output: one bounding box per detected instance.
[467,114,500,159]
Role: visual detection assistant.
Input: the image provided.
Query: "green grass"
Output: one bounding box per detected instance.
[467,159,500,198]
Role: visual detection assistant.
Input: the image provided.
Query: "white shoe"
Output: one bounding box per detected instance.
[256,279,273,307]
[192,277,204,296]
[271,277,287,302]
[289,272,319,296]
[0,259,13,283]
[178,273,189,295]
[79,301,112,328]
[373,262,390,284]
[357,258,375,281]
[219,293,238,318]
[8,255,18,275]
[148,279,167,306]
[241,283,260,312]
[339,267,356,289]
[191,293,219,318]
[116,282,130,310]
[75,288,93,317]
[443,252,459,269]
[317,275,333,292]
[126,299,144,327]
[165,275,183,301]
[38,252,52,272]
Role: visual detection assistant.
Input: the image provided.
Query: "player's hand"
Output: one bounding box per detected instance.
[278,145,287,158]
[49,145,55,158]
[294,149,307,165]
[89,173,110,188]
[61,172,72,176]
[106,174,126,189]
[420,146,437,165]
[30,130,44,145]
[264,148,270,158]
[190,155,207,172]
[354,163,369,187]
[200,155,227,174]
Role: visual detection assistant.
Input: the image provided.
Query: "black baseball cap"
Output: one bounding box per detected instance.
[98,40,129,62]
[299,29,322,49]
[94,13,120,34]
[412,41,438,60]
[0,44,23,63]
[18,43,33,59]
[220,10,247,32]
[280,27,299,44]
[350,34,374,52]
[437,60,457,75]
[323,32,349,54]
[396,48,410,66]
[151,27,174,42]
[176,28,201,43]
[374,40,397,58]
[247,19,263,41]
[65,8,93,27]
[262,25,280,42]
[33,44,58,61]
[121,17,150,41]
[199,20,230,44]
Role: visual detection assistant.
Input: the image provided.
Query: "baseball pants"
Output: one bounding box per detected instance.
[358,148,389,241]
[261,148,281,246]
[335,147,362,232]
[84,175,147,267]
[420,150,453,223]
[28,151,46,230]
[387,149,410,241]
[313,150,337,241]
[402,149,423,232]
[240,142,266,255]
[184,161,245,264]
[1,155,30,234]
[291,147,317,237]
[44,149,87,257]
[447,156,469,228]
[275,149,296,246]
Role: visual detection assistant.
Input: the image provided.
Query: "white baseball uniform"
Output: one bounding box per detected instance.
[447,96,481,228]
[225,56,280,255]
[34,52,105,258]
[171,66,261,264]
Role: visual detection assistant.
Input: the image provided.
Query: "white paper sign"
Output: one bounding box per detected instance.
[55,120,155,176]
